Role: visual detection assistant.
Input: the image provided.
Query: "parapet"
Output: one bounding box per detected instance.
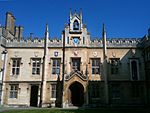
[5,38,62,48]
[0,33,142,48]
[90,38,141,48]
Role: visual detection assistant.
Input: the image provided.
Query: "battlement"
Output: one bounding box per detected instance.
[3,37,142,48]
[90,38,142,48]
[5,38,62,48]
[0,27,143,48]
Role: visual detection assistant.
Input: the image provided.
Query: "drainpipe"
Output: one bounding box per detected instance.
[1,49,8,105]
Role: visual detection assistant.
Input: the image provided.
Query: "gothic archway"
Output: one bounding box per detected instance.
[69,81,84,107]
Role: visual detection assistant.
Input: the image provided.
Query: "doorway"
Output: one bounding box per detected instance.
[69,81,84,107]
[30,85,39,107]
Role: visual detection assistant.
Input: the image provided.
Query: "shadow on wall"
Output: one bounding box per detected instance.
[55,75,62,107]
[85,47,146,106]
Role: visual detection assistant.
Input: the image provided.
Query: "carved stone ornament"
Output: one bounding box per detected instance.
[131,49,136,56]
[54,51,58,57]
[112,52,116,57]
[14,51,19,57]
[34,52,39,57]
[93,52,97,57]
[73,50,78,56]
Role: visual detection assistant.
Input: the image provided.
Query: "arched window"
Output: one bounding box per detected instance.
[73,20,79,30]
[131,60,138,80]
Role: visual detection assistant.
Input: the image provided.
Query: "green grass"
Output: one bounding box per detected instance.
[2,108,150,113]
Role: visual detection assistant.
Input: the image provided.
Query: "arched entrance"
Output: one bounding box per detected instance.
[69,81,84,107]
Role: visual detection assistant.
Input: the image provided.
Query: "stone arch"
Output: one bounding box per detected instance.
[68,81,84,106]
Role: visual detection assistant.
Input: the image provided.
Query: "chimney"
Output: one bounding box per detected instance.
[18,26,24,40]
[5,12,15,35]
[30,33,33,39]
[15,26,19,38]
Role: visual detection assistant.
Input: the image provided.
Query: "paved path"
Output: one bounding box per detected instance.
[0,106,40,112]
[0,106,79,112]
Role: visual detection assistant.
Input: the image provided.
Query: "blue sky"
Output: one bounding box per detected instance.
[0,0,150,38]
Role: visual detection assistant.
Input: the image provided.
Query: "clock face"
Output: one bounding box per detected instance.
[73,38,79,45]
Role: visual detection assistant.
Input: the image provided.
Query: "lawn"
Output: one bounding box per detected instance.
[2,108,150,113]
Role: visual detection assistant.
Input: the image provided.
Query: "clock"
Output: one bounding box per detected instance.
[73,38,79,45]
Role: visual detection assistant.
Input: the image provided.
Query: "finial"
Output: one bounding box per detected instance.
[44,23,49,55]
[102,23,106,33]
[80,8,82,18]
[80,8,82,14]
[70,8,72,17]
[74,9,77,14]
[46,23,48,33]
[102,23,107,59]
[45,23,49,39]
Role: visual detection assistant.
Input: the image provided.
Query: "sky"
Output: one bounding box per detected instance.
[0,0,150,39]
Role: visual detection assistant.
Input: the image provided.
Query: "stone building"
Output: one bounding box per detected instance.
[0,10,150,107]
[142,29,150,105]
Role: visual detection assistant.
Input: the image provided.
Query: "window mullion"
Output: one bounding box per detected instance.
[36,60,37,74]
